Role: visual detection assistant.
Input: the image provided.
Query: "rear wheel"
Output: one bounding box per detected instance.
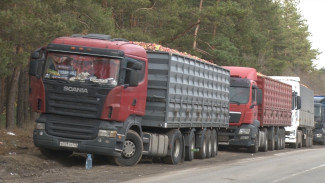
[194,129,207,159]
[163,129,184,165]
[275,128,280,150]
[280,129,285,149]
[185,130,195,161]
[205,130,212,159]
[268,128,275,151]
[210,129,218,157]
[114,130,143,166]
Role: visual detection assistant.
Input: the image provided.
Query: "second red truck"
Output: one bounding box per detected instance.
[218,67,292,152]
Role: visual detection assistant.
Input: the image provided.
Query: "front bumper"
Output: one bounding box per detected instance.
[33,129,123,156]
[218,125,257,147]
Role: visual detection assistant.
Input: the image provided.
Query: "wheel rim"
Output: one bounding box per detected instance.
[122,140,136,158]
[208,138,212,156]
[202,138,206,155]
[190,136,195,158]
[173,137,180,158]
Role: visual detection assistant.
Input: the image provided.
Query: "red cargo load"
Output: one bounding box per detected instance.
[256,75,292,127]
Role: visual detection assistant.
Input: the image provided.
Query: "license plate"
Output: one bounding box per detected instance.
[218,136,229,142]
[59,141,78,148]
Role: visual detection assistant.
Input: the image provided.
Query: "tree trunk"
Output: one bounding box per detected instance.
[16,69,26,128]
[24,70,31,124]
[0,79,5,129]
[193,0,204,49]
[6,66,21,129]
[101,0,108,8]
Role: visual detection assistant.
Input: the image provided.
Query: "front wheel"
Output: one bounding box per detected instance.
[248,130,259,153]
[114,130,143,166]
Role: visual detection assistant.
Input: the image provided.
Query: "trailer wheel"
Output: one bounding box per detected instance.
[210,129,218,157]
[274,128,280,150]
[185,130,195,161]
[114,130,143,166]
[205,129,212,159]
[268,128,275,151]
[298,130,302,148]
[163,129,184,165]
[194,129,207,159]
[248,130,259,153]
[280,129,285,149]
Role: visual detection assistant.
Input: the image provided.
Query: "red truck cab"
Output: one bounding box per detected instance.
[29,34,148,165]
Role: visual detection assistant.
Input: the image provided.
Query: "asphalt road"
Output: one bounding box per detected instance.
[126,147,325,183]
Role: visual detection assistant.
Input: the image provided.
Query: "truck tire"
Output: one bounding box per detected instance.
[268,128,275,151]
[185,130,195,161]
[302,132,307,147]
[114,130,143,166]
[259,128,268,152]
[298,130,302,148]
[274,128,280,150]
[205,129,212,159]
[163,129,184,165]
[248,130,259,153]
[210,129,218,157]
[280,129,285,149]
[194,129,207,159]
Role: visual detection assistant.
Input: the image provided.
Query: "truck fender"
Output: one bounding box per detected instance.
[253,120,260,128]
[120,115,143,139]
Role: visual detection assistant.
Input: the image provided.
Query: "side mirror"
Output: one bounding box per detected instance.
[29,51,44,78]
[31,51,41,59]
[129,70,139,87]
[257,89,262,105]
[297,96,302,109]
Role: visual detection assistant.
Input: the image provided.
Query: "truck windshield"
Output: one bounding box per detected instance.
[44,53,120,86]
[229,86,250,104]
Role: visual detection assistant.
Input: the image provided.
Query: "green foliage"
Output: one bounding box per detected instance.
[0,0,322,87]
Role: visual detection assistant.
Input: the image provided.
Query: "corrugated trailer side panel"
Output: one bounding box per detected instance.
[299,85,314,128]
[257,75,291,127]
[141,51,230,128]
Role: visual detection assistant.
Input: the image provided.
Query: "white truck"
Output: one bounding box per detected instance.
[269,76,314,148]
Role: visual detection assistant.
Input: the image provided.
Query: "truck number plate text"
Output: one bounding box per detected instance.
[59,141,78,148]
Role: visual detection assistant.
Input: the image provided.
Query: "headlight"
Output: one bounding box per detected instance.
[238,128,250,135]
[35,123,45,130]
[316,134,322,138]
[98,130,117,138]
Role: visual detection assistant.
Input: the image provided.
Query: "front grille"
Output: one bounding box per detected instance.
[47,92,101,118]
[46,115,100,140]
[44,82,108,119]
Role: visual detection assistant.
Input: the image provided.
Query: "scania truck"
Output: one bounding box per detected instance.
[218,67,291,153]
[29,34,230,166]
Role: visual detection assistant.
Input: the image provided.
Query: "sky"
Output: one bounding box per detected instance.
[297,0,325,69]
